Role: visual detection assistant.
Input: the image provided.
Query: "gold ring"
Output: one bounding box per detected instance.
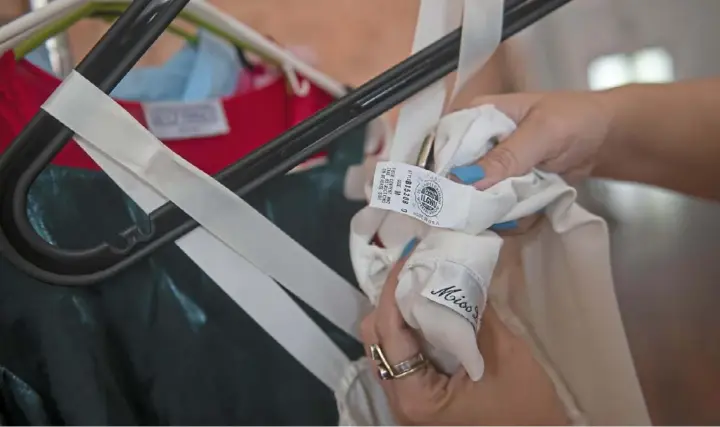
[369,343,428,380]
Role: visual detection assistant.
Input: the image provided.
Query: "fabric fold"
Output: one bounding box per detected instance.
[350,104,651,425]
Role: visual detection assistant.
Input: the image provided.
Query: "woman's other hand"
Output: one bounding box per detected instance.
[465,91,614,189]
[359,241,569,426]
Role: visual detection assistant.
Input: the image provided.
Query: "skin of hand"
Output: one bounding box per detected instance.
[359,243,570,426]
[465,80,720,202]
[443,91,614,235]
[466,91,614,191]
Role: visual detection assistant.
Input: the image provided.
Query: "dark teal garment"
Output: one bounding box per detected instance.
[0,129,366,425]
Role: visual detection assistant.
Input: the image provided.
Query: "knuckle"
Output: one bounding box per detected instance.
[487,145,522,175]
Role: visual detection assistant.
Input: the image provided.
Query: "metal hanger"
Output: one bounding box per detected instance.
[0,0,574,286]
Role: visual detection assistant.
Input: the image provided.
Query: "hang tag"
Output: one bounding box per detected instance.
[143,100,230,140]
[369,161,472,229]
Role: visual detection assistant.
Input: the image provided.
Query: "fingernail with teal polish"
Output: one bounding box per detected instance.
[450,165,485,184]
[491,220,519,231]
[401,238,419,258]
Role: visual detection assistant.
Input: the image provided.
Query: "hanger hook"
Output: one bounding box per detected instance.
[282,63,311,97]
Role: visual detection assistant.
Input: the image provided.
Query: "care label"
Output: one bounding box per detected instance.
[369,161,471,229]
[421,281,483,332]
[143,100,230,140]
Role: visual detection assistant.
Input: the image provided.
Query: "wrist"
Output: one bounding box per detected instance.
[590,84,641,178]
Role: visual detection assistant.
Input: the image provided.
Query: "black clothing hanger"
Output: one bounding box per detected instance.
[0,0,573,286]
[0,0,191,282]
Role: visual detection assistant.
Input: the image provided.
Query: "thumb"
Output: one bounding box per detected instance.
[374,240,450,401]
[454,112,550,190]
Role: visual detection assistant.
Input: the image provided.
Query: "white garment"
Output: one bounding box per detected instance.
[350,104,651,425]
[336,359,396,426]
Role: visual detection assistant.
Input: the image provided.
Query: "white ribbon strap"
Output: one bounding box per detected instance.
[389,0,459,164]
[350,0,505,294]
[42,71,371,342]
[41,71,364,389]
[391,0,504,164]
[452,0,504,100]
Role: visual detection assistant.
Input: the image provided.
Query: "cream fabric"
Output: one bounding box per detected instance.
[336,359,396,426]
[349,104,651,425]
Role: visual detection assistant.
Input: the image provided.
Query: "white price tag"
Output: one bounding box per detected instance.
[143,100,230,140]
[369,161,472,229]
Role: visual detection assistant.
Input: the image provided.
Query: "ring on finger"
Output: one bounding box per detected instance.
[369,343,428,380]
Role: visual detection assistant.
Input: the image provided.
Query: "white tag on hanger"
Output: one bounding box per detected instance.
[143,100,230,140]
[369,161,472,229]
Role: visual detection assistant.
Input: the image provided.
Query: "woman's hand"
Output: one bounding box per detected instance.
[359,243,570,426]
[460,91,615,189]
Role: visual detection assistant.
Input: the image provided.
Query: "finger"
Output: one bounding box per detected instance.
[374,239,449,398]
[451,93,558,191]
[490,213,544,236]
[360,312,379,359]
[361,239,417,380]
[470,92,545,123]
[360,310,409,415]
[473,113,557,190]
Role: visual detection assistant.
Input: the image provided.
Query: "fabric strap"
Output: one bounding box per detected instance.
[391,0,504,163]
[42,71,366,391]
[350,0,505,298]
[366,0,504,253]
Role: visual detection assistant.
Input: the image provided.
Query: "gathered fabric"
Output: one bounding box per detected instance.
[348,104,651,425]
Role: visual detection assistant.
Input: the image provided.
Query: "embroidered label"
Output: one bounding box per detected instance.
[421,281,483,332]
[369,161,471,229]
[143,100,230,140]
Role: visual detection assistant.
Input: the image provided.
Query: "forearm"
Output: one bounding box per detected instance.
[593,79,720,201]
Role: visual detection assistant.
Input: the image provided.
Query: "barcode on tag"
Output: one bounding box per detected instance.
[143,100,230,140]
[370,161,472,230]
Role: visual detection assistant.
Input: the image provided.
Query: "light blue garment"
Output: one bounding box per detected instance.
[28,30,242,102]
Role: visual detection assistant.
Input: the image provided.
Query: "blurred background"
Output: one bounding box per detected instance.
[2,0,720,424]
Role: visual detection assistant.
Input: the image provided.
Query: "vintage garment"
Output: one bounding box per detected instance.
[27,29,244,102]
[0,52,330,174]
[346,0,650,424]
[0,58,369,425]
[352,105,651,424]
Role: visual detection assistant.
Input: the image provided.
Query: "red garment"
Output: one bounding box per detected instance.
[0,52,332,174]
